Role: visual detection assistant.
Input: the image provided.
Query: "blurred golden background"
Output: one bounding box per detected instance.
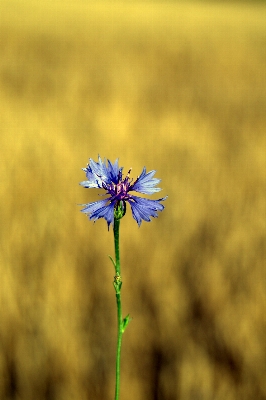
[0,0,265,399]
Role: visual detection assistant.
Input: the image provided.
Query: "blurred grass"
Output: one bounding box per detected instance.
[0,0,266,399]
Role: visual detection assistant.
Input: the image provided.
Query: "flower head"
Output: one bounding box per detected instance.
[80,156,167,228]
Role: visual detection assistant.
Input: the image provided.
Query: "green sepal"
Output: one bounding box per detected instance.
[122,314,132,333]
[114,201,126,220]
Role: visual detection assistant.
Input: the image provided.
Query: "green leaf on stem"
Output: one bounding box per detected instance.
[108,255,116,270]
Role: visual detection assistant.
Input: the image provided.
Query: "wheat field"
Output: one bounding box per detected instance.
[0,1,265,399]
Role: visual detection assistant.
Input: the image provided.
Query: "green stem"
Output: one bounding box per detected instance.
[114,218,121,275]
[115,292,122,400]
[113,217,123,400]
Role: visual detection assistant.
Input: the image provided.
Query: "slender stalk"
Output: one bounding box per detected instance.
[114,218,121,275]
[113,217,123,400]
[115,292,122,400]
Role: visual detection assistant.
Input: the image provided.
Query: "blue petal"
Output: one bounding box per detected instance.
[79,180,100,189]
[88,156,111,186]
[80,198,115,228]
[107,159,122,184]
[81,163,103,188]
[81,165,102,188]
[91,203,115,228]
[83,156,122,189]
[128,195,167,226]
[80,199,109,214]
[130,167,162,195]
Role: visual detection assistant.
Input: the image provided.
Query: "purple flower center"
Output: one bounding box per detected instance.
[103,169,135,203]
[113,182,129,197]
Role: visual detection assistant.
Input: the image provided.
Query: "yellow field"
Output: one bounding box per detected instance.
[0,1,265,399]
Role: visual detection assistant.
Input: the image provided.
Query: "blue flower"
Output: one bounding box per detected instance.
[80,156,167,228]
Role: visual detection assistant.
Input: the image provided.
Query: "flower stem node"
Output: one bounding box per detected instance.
[122,314,132,333]
[113,274,122,293]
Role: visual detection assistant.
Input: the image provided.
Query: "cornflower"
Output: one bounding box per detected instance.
[80,156,167,228]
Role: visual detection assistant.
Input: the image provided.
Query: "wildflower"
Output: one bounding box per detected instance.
[80,156,167,228]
